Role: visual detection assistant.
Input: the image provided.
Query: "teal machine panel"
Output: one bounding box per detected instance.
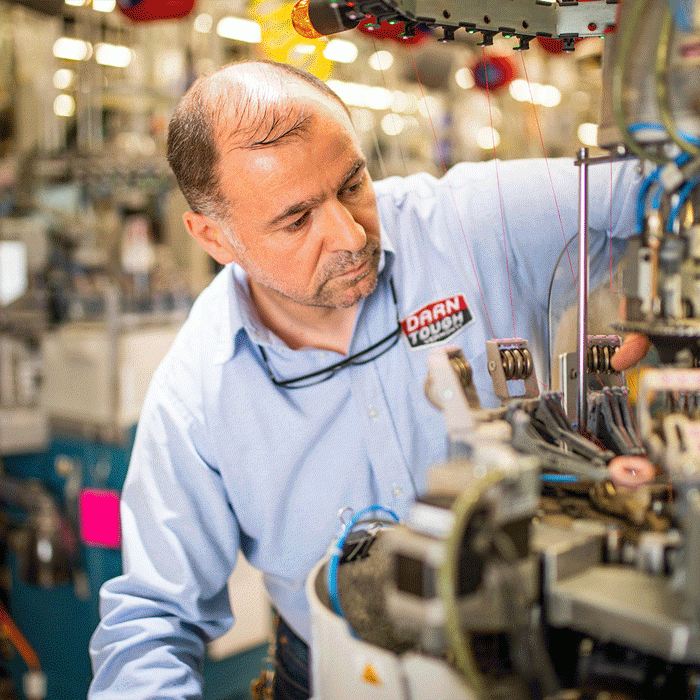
[1,432,266,700]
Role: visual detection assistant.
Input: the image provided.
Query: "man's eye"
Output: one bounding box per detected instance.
[342,182,361,197]
[287,212,310,231]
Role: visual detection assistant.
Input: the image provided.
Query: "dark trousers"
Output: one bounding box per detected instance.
[273,616,310,700]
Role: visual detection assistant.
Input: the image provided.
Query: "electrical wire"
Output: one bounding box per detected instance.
[0,600,41,672]
[546,232,578,388]
[541,473,579,483]
[437,469,504,698]
[636,165,664,233]
[326,505,399,618]
[635,152,692,234]
[667,174,700,232]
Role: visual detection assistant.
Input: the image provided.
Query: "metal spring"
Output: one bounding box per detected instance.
[587,344,616,374]
[448,354,472,393]
[500,347,533,381]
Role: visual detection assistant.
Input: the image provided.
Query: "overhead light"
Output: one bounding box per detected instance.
[476,126,500,149]
[455,67,474,90]
[509,78,531,102]
[391,90,417,114]
[64,0,86,6]
[194,13,213,33]
[54,94,76,118]
[95,43,133,68]
[92,0,116,11]
[538,84,561,107]
[216,17,262,43]
[578,122,598,147]
[509,78,561,107]
[369,50,393,71]
[293,43,316,54]
[323,39,358,63]
[327,79,415,112]
[53,68,75,90]
[417,95,441,119]
[380,113,404,136]
[53,38,92,61]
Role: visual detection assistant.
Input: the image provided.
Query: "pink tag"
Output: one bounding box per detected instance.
[79,489,122,549]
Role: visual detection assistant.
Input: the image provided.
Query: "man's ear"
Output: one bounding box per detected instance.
[182,211,239,265]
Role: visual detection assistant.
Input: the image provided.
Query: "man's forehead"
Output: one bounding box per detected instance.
[212,69,352,151]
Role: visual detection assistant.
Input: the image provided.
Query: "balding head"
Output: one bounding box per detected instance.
[167,60,350,221]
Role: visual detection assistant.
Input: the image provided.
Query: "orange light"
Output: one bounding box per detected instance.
[291,0,323,38]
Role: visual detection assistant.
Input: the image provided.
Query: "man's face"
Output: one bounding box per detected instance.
[215,99,382,310]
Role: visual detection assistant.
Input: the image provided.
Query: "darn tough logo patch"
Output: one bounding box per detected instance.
[401,295,472,348]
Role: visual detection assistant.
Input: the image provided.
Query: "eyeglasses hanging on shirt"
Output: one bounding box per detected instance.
[258,279,401,389]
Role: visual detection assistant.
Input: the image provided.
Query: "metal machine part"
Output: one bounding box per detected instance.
[486,339,539,404]
[309,346,700,699]
[560,335,623,424]
[293,0,618,49]
[601,0,700,365]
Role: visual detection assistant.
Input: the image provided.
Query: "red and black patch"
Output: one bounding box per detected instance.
[401,295,472,348]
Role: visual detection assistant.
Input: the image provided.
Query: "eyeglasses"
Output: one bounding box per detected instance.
[258,279,401,389]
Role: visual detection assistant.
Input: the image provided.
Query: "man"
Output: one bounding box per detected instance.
[89,59,641,699]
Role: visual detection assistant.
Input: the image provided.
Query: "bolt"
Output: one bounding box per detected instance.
[579,637,594,656]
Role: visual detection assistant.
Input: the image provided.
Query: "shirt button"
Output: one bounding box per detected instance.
[392,483,403,498]
[368,405,378,419]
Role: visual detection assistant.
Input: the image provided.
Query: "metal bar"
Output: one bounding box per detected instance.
[574,148,636,166]
[577,147,589,431]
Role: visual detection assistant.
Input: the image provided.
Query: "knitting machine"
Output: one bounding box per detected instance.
[306,1,700,699]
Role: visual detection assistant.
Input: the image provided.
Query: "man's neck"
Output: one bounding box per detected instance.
[248,280,358,355]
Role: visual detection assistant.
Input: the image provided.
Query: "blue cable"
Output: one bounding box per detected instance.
[628,121,700,147]
[541,473,579,483]
[327,504,400,618]
[636,152,692,233]
[636,165,663,233]
[667,175,700,232]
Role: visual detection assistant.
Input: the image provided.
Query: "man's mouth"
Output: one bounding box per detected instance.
[339,258,370,277]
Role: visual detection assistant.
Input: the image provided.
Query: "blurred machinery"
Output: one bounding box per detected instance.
[302,1,700,699]
[0,159,194,699]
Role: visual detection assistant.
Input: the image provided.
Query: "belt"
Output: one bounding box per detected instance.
[272,615,310,700]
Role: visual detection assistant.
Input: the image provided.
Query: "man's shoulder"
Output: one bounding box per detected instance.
[150,267,232,393]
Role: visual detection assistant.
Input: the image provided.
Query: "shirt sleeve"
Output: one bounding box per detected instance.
[88,373,240,700]
[442,157,641,308]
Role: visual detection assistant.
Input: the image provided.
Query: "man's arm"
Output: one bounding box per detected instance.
[89,376,240,700]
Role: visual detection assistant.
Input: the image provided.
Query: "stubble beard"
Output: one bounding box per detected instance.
[230,229,381,309]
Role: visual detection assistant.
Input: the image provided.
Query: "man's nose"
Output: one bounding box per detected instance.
[323,200,366,253]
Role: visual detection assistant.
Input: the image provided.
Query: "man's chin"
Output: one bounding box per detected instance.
[319,268,379,309]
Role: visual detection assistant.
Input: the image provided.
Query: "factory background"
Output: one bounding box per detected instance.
[0,1,614,698]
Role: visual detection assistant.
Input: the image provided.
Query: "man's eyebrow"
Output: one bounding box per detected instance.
[267,159,366,228]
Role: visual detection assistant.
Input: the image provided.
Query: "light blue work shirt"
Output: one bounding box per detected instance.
[89,158,639,699]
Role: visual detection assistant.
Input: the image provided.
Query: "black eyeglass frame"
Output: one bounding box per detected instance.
[258,279,401,389]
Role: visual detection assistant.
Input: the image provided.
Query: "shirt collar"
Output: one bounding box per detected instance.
[212,226,396,365]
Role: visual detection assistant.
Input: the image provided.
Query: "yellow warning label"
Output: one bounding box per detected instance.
[362,664,382,685]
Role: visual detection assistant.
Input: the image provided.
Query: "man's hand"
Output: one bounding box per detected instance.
[611,333,652,372]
